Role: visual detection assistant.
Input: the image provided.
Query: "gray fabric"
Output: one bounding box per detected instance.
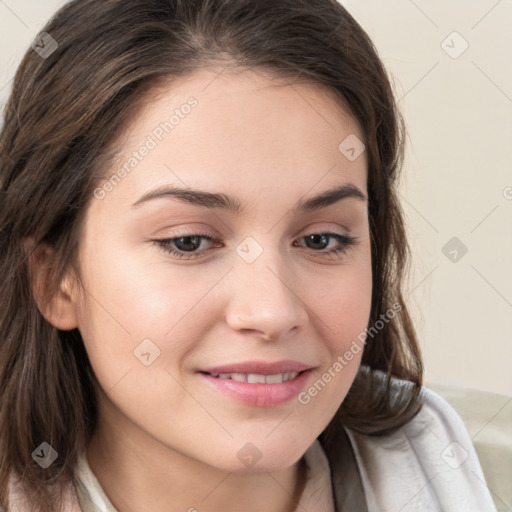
[428,383,512,512]
[319,426,368,512]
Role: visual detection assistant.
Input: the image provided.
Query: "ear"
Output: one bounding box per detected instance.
[26,241,79,331]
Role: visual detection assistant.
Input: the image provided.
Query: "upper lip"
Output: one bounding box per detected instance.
[200,360,314,376]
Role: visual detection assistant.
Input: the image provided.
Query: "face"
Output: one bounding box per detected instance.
[72,68,372,473]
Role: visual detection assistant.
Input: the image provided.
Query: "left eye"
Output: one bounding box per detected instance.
[295,233,354,252]
[153,232,357,260]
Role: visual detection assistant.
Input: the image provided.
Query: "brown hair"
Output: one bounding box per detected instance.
[0,0,422,509]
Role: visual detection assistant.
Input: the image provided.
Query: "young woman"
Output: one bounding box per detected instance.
[0,0,497,511]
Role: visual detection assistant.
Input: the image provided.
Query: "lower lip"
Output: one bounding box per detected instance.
[198,370,313,407]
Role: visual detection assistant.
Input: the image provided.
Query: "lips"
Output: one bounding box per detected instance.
[197,360,315,407]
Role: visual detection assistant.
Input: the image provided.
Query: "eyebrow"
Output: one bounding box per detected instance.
[131,183,367,213]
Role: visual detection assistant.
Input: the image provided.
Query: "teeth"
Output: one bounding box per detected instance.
[211,372,299,383]
[247,374,266,384]
[265,373,284,383]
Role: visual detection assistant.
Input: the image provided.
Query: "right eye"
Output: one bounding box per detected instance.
[154,233,221,260]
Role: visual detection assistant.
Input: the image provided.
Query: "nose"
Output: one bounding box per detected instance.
[224,246,309,341]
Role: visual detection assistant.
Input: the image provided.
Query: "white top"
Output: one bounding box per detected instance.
[71,385,497,512]
[346,386,498,512]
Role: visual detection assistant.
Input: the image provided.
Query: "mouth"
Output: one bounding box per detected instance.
[197,366,314,407]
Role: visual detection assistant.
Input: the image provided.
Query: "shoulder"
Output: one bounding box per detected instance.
[345,373,498,512]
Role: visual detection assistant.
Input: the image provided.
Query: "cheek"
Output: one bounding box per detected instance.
[308,248,373,351]
[296,251,372,408]
[77,238,221,339]
[294,272,371,436]
[326,269,372,349]
[74,256,204,429]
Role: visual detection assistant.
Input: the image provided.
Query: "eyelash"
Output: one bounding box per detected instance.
[153,231,358,260]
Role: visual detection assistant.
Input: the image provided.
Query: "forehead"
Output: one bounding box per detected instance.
[143,66,363,145]
[95,66,367,211]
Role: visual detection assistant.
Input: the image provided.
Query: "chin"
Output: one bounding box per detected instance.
[204,436,311,474]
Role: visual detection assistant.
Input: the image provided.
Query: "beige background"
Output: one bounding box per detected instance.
[1,1,511,397]
[341,0,512,398]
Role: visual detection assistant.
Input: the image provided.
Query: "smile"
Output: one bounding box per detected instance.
[208,372,300,383]
[199,369,313,407]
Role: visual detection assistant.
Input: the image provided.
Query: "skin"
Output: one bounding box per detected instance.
[43,68,372,512]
